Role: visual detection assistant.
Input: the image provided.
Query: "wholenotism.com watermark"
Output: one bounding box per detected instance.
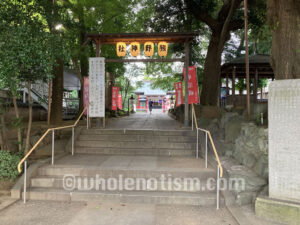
[63,174,245,192]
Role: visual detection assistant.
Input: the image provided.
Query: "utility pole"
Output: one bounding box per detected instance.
[244,0,250,120]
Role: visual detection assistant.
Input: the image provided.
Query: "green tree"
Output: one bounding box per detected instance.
[35,0,68,125]
[0,0,59,153]
[61,0,139,114]
[184,0,267,106]
[146,0,266,105]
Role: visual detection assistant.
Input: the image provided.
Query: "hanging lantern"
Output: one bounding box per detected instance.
[116,42,126,57]
[158,42,168,57]
[144,42,154,57]
[130,42,140,57]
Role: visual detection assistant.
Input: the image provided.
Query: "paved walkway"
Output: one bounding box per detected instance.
[0,201,238,225]
[106,109,185,130]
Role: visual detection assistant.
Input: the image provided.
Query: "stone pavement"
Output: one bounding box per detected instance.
[52,154,207,169]
[3,110,278,224]
[0,200,238,225]
[106,109,185,130]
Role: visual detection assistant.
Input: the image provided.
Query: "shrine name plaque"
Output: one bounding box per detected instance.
[89,57,105,118]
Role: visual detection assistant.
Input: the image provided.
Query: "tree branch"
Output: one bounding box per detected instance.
[184,0,218,30]
[218,0,242,52]
[196,14,218,30]
[218,0,242,22]
[228,19,244,31]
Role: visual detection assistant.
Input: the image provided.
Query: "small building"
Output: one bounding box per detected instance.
[220,54,274,108]
[134,81,175,112]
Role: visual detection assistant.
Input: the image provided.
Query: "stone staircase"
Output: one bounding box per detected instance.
[22,129,223,207]
[75,129,197,156]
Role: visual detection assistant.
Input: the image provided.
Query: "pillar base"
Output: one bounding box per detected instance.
[184,120,189,127]
[255,196,300,225]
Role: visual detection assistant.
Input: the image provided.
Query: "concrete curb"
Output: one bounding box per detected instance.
[255,196,300,225]
[11,153,68,200]
[0,198,19,212]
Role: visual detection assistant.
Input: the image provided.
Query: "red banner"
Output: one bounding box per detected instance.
[112,86,119,111]
[174,82,183,107]
[183,66,199,104]
[118,93,122,110]
[166,97,170,111]
[83,77,89,115]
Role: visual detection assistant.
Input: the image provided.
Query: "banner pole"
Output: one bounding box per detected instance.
[195,66,200,105]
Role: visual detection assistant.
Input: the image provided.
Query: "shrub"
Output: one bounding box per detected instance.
[0,151,23,181]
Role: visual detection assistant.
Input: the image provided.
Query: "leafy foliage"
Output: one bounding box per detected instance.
[0,0,60,95]
[145,0,269,105]
[0,151,23,181]
[61,0,141,77]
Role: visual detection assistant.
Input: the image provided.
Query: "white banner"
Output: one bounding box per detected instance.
[89,57,105,117]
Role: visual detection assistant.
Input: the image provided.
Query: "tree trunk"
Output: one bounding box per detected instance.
[50,58,64,124]
[267,0,300,79]
[77,29,89,114]
[78,82,84,115]
[0,116,4,150]
[72,59,84,116]
[12,96,22,152]
[79,53,88,114]
[105,72,114,110]
[25,81,32,154]
[200,33,224,105]
[47,81,52,125]
[185,0,243,106]
[0,113,6,150]
[122,79,130,108]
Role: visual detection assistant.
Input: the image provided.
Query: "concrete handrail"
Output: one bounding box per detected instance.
[192,104,223,178]
[17,103,90,173]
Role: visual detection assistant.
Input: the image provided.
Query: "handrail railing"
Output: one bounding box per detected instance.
[17,103,90,173]
[191,104,223,177]
[191,104,223,209]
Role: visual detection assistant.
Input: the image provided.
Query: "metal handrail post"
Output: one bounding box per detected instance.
[217,165,220,210]
[17,104,90,173]
[205,132,208,169]
[23,160,27,204]
[51,129,55,165]
[87,107,89,129]
[72,127,75,156]
[196,129,199,158]
[192,107,194,131]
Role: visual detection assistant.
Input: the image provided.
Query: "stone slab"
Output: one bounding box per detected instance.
[268,80,300,202]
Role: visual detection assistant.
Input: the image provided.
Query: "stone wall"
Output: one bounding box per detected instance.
[231,123,268,179]
[1,125,71,153]
[3,106,47,123]
[223,121,268,205]
[197,111,269,205]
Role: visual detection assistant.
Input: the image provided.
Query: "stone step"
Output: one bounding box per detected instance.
[74,147,195,156]
[38,166,216,180]
[81,129,196,137]
[31,176,216,193]
[78,134,196,143]
[75,141,196,150]
[23,188,223,206]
